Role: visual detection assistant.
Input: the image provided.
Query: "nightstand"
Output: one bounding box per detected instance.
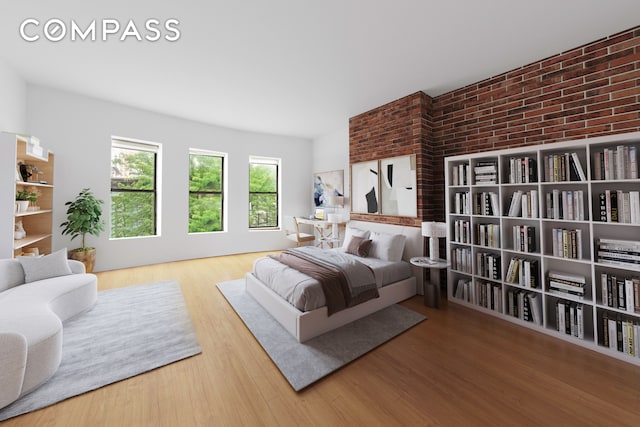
[410,257,450,308]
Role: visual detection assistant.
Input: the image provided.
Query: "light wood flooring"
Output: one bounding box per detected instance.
[5,252,640,426]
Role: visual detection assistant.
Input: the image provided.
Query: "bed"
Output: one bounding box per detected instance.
[245,220,423,342]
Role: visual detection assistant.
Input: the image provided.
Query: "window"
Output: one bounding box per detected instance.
[110,138,160,238]
[189,149,225,233]
[249,157,280,228]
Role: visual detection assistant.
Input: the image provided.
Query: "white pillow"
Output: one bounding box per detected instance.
[342,227,371,250]
[368,231,406,262]
[18,248,72,283]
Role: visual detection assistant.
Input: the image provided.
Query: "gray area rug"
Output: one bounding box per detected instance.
[0,281,202,422]
[217,279,425,391]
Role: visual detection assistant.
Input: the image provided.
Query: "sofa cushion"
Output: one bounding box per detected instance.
[0,259,25,293]
[17,249,72,283]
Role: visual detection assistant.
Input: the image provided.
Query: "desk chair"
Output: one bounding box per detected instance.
[285,216,315,247]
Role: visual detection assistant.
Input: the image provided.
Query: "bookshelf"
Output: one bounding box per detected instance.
[445,131,640,366]
[1,133,55,259]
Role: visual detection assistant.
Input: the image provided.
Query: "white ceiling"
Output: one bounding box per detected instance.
[1,1,638,139]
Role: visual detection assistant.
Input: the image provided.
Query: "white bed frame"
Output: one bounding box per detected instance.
[245,220,423,342]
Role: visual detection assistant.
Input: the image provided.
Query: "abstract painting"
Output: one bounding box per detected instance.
[351,161,379,213]
[380,155,416,217]
[313,170,344,207]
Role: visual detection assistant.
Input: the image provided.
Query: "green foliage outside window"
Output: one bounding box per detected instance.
[249,162,278,228]
[189,154,223,233]
[110,148,157,238]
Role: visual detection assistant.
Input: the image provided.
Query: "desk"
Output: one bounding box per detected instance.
[410,257,450,308]
[296,218,346,247]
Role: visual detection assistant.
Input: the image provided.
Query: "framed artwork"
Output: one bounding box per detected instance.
[380,154,417,217]
[351,161,379,213]
[313,170,344,207]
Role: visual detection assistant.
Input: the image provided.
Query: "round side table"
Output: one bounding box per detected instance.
[410,257,450,308]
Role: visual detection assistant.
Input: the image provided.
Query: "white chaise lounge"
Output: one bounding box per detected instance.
[0,251,97,410]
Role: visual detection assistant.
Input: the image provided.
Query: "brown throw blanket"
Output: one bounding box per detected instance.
[270,249,379,315]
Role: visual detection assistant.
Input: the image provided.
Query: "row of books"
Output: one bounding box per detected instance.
[504,257,540,288]
[551,228,583,259]
[452,219,471,244]
[474,191,499,216]
[451,247,472,273]
[473,280,503,312]
[592,145,638,181]
[476,251,501,280]
[451,163,470,186]
[507,156,538,184]
[600,314,640,357]
[474,161,498,184]
[598,190,640,224]
[597,238,640,268]
[547,270,586,301]
[453,278,473,302]
[555,300,585,339]
[453,191,471,215]
[506,190,539,218]
[512,225,536,253]
[543,152,587,182]
[600,272,640,313]
[506,289,542,325]
[476,223,500,248]
[545,189,586,221]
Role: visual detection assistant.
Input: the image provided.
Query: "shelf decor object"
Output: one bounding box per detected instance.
[445,130,640,366]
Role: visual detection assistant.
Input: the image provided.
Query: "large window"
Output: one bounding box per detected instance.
[249,157,280,229]
[189,150,225,233]
[110,138,160,238]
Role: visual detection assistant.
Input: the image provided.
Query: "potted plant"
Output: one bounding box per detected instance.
[15,190,37,213]
[60,188,105,273]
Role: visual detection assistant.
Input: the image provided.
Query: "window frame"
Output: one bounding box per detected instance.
[109,137,161,239]
[188,148,227,234]
[248,156,281,230]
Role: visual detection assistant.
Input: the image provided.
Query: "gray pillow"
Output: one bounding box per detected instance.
[18,248,72,283]
[345,236,372,257]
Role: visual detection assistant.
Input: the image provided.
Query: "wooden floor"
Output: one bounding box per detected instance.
[6,252,640,426]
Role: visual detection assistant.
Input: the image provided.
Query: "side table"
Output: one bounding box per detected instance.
[409,257,450,308]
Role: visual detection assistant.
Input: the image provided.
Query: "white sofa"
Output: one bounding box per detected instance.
[0,254,97,410]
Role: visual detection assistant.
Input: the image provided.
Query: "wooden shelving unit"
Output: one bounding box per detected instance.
[445,131,640,366]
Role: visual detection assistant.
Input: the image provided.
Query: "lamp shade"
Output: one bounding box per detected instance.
[421,221,447,238]
[327,195,344,207]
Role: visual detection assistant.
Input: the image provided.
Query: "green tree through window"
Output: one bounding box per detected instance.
[189,151,224,233]
[249,158,279,228]
[110,140,158,238]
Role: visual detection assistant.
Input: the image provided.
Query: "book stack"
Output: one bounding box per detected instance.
[556,300,585,339]
[546,189,585,220]
[543,152,587,182]
[506,190,538,218]
[473,280,502,312]
[600,272,640,313]
[506,289,542,325]
[454,278,473,302]
[601,313,640,357]
[547,271,586,300]
[508,156,537,183]
[551,228,582,259]
[453,219,471,244]
[476,223,500,248]
[598,190,640,223]
[512,225,536,253]
[597,238,640,269]
[504,257,539,288]
[451,247,472,273]
[454,191,471,214]
[451,163,470,185]
[476,251,501,280]
[592,145,639,180]
[474,161,498,184]
[474,191,499,216]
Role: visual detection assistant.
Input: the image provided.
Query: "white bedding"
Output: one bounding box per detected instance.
[252,248,412,312]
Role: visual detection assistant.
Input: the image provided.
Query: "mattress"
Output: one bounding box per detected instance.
[252,249,412,312]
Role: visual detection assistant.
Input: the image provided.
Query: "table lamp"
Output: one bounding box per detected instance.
[422,221,447,261]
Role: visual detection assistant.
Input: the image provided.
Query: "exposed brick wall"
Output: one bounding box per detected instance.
[349,92,432,227]
[350,26,640,226]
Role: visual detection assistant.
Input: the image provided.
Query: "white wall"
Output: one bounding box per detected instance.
[27,85,312,271]
[0,60,27,133]
[311,125,350,220]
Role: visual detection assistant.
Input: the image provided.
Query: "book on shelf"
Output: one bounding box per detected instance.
[600,272,640,312]
[598,190,640,224]
[555,301,584,339]
[544,152,586,182]
[512,225,536,253]
[598,239,640,268]
[551,228,582,259]
[508,156,537,183]
[452,163,469,186]
[593,145,639,180]
[474,160,498,184]
[547,189,584,220]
